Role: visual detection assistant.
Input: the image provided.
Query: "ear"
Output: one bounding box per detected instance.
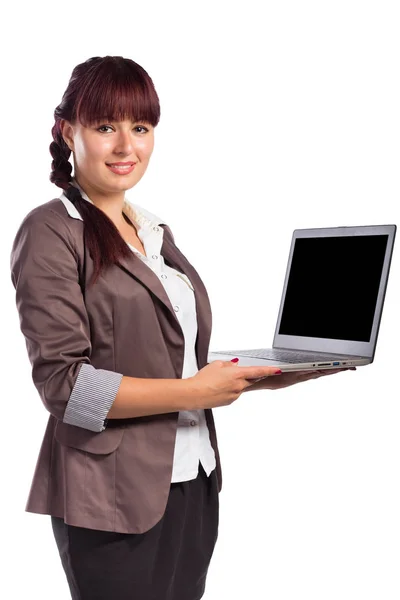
[60,119,75,152]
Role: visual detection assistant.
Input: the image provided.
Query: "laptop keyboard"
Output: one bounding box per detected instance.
[212,349,351,363]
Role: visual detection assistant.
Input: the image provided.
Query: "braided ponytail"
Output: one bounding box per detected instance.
[49,124,73,190]
[49,56,161,288]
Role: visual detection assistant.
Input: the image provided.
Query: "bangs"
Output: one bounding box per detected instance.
[73,57,160,128]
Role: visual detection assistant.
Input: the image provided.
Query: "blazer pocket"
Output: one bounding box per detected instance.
[54,420,125,454]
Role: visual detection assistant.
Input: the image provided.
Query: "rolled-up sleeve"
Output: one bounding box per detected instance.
[10,208,123,432]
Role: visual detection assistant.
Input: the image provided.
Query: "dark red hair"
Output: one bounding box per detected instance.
[49,56,161,287]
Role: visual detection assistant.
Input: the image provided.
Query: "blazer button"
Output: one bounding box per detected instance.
[190,420,196,426]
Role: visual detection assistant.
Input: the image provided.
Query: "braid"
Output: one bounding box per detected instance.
[49,123,73,191]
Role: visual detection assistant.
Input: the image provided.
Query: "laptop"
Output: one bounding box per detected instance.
[208,224,396,372]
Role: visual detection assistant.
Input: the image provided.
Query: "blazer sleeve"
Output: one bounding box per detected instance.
[10,208,123,432]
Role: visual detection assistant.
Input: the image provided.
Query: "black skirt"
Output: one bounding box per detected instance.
[51,462,219,600]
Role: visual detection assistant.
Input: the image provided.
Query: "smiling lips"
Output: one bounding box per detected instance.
[106,162,137,174]
[107,162,136,166]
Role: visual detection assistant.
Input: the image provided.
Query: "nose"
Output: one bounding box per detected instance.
[114,130,135,156]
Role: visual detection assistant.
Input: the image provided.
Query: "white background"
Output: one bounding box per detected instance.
[1,1,399,598]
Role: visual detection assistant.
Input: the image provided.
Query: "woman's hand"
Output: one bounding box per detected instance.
[186,360,283,409]
[243,367,356,392]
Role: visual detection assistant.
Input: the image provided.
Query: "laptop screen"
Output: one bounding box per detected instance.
[278,235,388,342]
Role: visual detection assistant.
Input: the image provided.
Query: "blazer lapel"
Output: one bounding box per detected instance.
[117,250,178,320]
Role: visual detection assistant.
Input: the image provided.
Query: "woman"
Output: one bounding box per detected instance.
[10,55,346,600]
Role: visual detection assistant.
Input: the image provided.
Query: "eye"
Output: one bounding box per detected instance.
[134,125,149,134]
[97,125,113,133]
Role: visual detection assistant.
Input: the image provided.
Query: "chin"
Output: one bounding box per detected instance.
[104,174,138,190]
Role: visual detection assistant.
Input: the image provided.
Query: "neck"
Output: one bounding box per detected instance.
[72,176,127,229]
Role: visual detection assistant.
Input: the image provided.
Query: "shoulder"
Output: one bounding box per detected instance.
[16,197,79,231]
[10,198,82,268]
[12,196,83,242]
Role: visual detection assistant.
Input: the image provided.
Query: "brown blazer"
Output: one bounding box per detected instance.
[10,198,222,534]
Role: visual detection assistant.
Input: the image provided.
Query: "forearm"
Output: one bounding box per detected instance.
[106,376,197,419]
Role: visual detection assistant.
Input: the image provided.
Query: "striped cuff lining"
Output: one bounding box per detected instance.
[63,363,124,432]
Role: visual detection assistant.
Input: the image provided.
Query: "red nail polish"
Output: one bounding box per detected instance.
[274,369,282,375]
[231,358,239,363]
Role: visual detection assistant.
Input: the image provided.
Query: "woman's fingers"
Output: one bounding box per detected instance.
[239,366,283,379]
[220,360,282,379]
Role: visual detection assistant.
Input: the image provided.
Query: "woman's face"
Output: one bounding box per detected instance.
[61,118,155,201]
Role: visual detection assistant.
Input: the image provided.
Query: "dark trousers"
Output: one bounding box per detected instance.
[51,462,219,600]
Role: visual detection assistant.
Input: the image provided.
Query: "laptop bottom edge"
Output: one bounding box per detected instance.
[207,352,371,372]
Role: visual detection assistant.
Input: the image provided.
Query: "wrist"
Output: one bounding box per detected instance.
[181,376,203,410]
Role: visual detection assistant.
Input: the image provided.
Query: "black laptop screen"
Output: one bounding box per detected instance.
[278,234,388,342]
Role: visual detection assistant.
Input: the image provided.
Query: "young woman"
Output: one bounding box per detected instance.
[10,55,346,600]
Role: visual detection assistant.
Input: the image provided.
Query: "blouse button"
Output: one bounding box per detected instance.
[160,274,167,279]
[173,305,180,312]
[152,254,158,260]
[153,226,160,232]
